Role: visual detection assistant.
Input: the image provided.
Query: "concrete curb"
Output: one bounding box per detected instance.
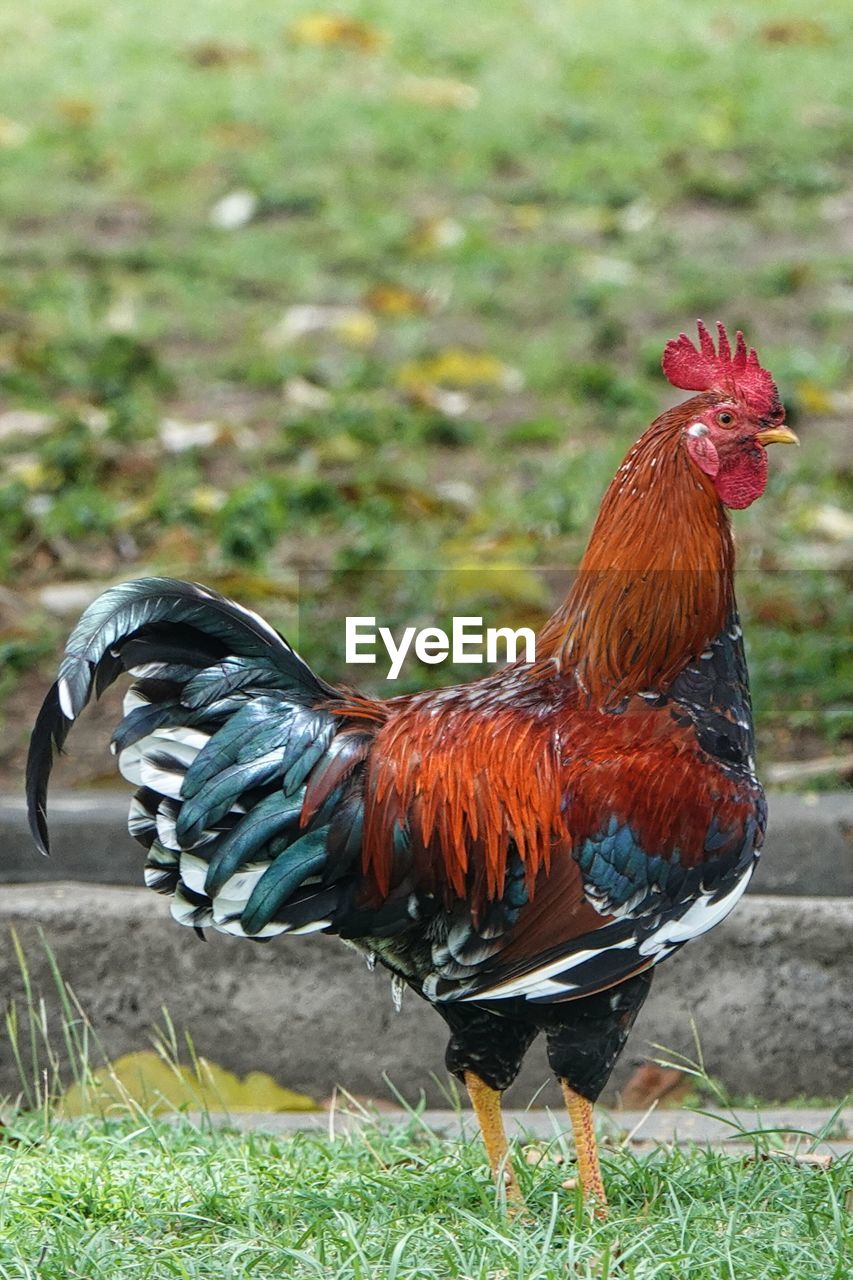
[0,884,850,1104]
[166,1106,853,1157]
[2,790,851,894]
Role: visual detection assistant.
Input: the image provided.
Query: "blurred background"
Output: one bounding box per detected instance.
[0,0,850,790]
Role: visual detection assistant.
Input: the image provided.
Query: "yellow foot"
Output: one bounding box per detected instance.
[465,1071,525,1210]
[560,1080,608,1220]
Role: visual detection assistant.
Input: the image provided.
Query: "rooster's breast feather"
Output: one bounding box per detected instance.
[338,667,762,1006]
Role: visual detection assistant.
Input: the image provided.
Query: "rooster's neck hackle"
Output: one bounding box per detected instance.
[539,403,735,705]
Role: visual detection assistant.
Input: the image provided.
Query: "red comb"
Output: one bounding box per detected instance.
[662,320,782,419]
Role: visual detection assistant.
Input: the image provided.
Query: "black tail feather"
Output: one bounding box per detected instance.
[26,683,69,856]
[25,577,338,860]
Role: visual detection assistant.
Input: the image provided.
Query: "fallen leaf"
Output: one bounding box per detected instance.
[0,409,54,442]
[397,76,479,110]
[315,432,363,464]
[288,14,387,51]
[185,41,260,67]
[335,309,378,346]
[56,96,95,127]
[59,1050,318,1116]
[748,1150,833,1169]
[23,498,53,527]
[10,460,55,491]
[105,293,138,334]
[434,480,477,511]
[522,1144,564,1167]
[79,406,110,435]
[397,348,523,392]
[284,375,333,410]
[409,214,466,252]
[507,204,544,231]
[618,200,655,233]
[267,304,377,347]
[364,283,429,315]
[159,418,220,452]
[619,1064,691,1109]
[190,486,226,516]
[760,20,832,45]
[0,116,29,148]
[405,384,471,416]
[209,189,258,230]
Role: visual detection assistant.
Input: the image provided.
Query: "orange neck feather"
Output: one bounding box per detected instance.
[538,402,734,706]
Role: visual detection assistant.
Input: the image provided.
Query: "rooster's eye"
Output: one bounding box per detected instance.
[717,411,735,427]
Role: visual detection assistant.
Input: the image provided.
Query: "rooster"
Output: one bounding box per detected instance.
[27,322,796,1214]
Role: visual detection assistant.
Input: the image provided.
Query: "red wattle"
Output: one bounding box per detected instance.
[714,447,768,509]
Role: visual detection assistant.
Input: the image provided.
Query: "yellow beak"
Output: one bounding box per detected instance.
[756,425,799,446]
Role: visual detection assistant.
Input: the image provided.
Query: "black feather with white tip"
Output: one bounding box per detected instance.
[25,575,388,948]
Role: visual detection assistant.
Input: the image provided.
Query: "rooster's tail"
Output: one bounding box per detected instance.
[26,578,370,939]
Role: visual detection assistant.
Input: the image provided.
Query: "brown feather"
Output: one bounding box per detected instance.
[537,398,734,706]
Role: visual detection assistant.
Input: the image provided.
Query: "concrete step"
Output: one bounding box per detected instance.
[169,1105,853,1158]
[3,790,851,895]
[0,884,850,1105]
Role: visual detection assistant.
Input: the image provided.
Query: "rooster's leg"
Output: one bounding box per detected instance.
[560,1081,607,1217]
[464,1071,522,1204]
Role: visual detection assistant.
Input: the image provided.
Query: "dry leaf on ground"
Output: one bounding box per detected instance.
[267,305,377,347]
[397,348,523,392]
[284,376,333,410]
[209,189,258,230]
[60,1051,318,1116]
[620,1064,692,1109]
[748,1151,833,1169]
[0,410,54,442]
[760,20,832,45]
[159,418,220,452]
[56,96,95,126]
[364,283,430,315]
[0,116,29,148]
[409,215,466,252]
[288,14,387,51]
[185,41,260,68]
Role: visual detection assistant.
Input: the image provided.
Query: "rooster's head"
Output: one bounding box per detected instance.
[662,320,798,508]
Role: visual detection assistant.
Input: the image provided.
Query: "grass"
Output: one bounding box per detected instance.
[0,1113,849,1278]
[0,0,851,778]
[0,938,847,1278]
